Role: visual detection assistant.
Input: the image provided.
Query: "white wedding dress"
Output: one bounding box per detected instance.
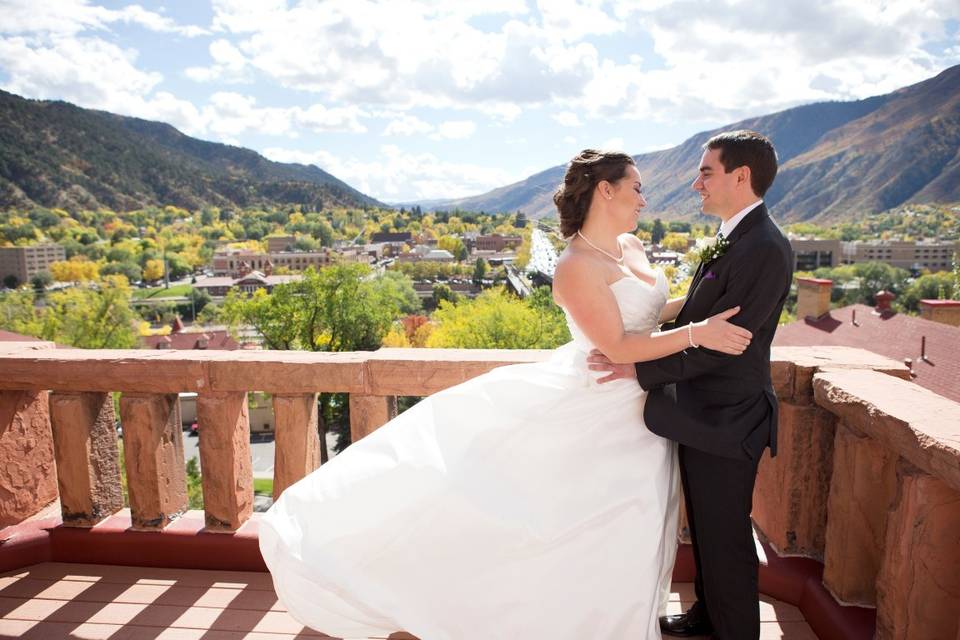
[259,271,681,640]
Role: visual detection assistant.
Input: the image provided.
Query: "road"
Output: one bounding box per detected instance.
[179,429,340,479]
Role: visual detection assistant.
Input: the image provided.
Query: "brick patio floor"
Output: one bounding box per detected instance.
[0,562,817,639]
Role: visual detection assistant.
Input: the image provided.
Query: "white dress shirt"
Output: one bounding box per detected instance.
[719,200,763,238]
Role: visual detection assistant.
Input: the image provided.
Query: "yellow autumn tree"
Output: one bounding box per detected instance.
[143,259,165,282]
[49,257,100,283]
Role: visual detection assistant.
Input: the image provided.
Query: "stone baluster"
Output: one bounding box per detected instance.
[0,390,58,527]
[196,391,253,531]
[821,422,898,605]
[118,393,188,530]
[48,392,124,526]
[272,393,322,499]
[349,394,397,443]
[874,461,960,640]
[752,396,837,559]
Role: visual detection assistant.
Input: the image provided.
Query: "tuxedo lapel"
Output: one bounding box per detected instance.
[676,204,769,324]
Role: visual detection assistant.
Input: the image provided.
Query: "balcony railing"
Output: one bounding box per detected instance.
[0,341,957,640]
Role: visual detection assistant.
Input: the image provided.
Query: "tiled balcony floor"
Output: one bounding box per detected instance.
[0,562,816,639]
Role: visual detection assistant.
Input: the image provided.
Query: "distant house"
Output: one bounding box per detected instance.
[474,234,522,252]
[774,278,960,402]
[370,231,413,244]
[194,271,302,297]
[142,316,238,350]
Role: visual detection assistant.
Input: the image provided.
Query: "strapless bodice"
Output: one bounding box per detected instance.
[563,269,668,352]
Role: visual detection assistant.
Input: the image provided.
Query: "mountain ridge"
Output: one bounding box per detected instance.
[424,65,960,223]
[0,90,383,212]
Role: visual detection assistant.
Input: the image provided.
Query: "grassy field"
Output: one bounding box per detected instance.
[132,283,194,299]
[253,478,274,495]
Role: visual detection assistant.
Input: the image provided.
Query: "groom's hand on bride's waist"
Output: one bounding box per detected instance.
[588,350,638,384]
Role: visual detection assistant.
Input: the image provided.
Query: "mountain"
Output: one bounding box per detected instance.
[0,90,383,211]
[429,64,960,223]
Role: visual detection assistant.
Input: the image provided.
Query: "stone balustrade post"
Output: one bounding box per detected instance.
[821,422,898,605]
[118,393,188,530]
[349,394,397,443]
[875,461,960,640]
[196,391,253,531]
[48,391,124,526]
[272,393,322,499]
[0,390,58,527]
[752,399,837,558]
[813,368,960,640]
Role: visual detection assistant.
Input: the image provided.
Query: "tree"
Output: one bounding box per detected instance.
[219,264,408,451]
[188,287,213,319]
[431,283,459,308]
[661,233,690,252]
[473,257,488,285]
[47,276,138,348]
[378,270,421,315]
[427,287,570,349]
[898,272,955,312]
[50,257,99,283]
[3,274,19,289]
[0,289,43,337]
[651,218,666,244]
[101,261,142,283]
[143,259,165,282]
[30,270,53,293]
[438,236,468,262]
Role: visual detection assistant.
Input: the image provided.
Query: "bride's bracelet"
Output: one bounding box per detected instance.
[687,322,700,349]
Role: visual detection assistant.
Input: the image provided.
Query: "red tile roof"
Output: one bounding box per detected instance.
[142,329,240,350]
[0,329,42,342]
[774,304,960,403]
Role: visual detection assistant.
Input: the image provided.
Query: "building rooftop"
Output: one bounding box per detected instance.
[773,303,960,402]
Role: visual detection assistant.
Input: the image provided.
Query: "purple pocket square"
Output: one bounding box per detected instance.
[703,270,718,280]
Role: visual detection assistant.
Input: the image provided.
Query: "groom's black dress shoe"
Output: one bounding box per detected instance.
[659,609,714,637]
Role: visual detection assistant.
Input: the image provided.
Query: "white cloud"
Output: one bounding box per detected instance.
[199,92,368,139]
[262,144,520,201]
[552,111,582,127]
[595,0,960,121]
[430,120,476,140]
[198,0,600,111]
[0,0,207,37]
[383,114,433,136]
[185,39,249,82]
[0,35,162,105]
[600,137,625,151]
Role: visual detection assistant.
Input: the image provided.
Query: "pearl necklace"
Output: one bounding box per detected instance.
[576,230,624,264]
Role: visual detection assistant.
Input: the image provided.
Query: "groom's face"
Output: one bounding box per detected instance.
[692,148,740,218]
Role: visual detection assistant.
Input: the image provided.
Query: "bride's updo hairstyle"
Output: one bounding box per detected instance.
[554,149,636,238]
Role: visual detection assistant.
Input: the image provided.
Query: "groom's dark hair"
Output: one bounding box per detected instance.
[705,130,778,197]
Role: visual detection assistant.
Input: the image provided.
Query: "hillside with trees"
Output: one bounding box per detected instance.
[0,90,382,212]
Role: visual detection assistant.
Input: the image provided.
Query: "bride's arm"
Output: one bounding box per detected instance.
[553,256,751,365]
[659,297,685,323]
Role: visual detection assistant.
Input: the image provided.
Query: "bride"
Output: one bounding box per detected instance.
[258,149,753,640]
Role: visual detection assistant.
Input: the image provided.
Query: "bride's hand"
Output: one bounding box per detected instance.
[692,307,752,354]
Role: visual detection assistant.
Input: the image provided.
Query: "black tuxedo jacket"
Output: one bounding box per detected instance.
[634,204,793,461]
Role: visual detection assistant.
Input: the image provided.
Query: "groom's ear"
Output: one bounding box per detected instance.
[735,165,752,190]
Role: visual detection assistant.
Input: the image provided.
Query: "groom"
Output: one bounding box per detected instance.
[589,130,793,640]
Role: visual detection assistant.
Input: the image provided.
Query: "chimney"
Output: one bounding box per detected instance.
[874,290,895,314]
[918,299,960,327]
[796,277,832,320]
[171,316,185,333]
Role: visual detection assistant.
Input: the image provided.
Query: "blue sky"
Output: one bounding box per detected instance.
[0,1,958,203]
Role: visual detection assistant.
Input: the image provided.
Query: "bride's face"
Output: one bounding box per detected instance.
[600,165,646,231]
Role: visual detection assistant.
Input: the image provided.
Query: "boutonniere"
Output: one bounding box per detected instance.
[694,235,730,264]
